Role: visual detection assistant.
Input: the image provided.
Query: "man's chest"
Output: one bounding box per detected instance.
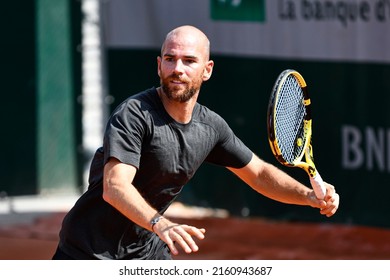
[141,122,218,176]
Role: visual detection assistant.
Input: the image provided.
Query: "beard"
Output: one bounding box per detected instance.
[160,74,203,103]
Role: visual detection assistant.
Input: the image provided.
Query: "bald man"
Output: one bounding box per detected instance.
[52,25,339,260]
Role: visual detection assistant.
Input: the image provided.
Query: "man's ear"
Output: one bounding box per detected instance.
[202,60,214,81]
[157,56,162,78]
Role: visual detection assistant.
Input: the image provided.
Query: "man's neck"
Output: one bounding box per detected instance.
[157,87,198,124]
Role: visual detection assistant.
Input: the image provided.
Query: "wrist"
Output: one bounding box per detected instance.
[150,216,164,233]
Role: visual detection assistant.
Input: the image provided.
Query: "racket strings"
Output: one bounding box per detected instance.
[275,76,306,163]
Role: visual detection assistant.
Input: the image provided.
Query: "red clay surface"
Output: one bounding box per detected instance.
[1,206,389,260]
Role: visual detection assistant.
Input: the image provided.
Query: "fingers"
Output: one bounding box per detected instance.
[319,182,340,217]
[325,182,336,197]
[157,223,206,256]
[321,192,340,217]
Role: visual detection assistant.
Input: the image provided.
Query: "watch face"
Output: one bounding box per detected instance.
[151,216,164,233]
[151,216,163,225]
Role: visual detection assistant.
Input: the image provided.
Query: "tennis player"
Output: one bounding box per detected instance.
[52,25,339,260]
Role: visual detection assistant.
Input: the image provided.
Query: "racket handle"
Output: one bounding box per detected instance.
[309,172,326,200]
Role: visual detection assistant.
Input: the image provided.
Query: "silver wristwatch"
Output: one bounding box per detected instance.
[150,216,164,232]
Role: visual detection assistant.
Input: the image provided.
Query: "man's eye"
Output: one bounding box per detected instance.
[185,59,196,64]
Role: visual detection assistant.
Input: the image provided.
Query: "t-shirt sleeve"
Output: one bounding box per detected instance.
[103,100,145,168]
[205,116,253,168]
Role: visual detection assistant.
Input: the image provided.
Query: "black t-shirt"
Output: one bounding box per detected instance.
[58,87,253,259]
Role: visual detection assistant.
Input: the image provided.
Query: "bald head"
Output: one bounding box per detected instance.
[161,25,211,61]
[157,25,214,104]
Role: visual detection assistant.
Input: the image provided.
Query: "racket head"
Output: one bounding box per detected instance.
[267,69,312,168]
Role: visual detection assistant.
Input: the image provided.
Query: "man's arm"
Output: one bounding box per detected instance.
[227,153,339,217]
[102,157,205,255]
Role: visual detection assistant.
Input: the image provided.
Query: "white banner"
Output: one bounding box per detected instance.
[1,260,389,279]
[102,0,390,63]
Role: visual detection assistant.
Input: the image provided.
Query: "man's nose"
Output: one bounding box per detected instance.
[173,59,184,74]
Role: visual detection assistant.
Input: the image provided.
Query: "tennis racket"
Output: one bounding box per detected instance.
[266,69,326,199]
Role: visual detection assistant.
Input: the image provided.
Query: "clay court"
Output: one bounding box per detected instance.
[0,201,389,260]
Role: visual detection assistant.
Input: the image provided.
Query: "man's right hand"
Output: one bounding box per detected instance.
[154,219,206,255]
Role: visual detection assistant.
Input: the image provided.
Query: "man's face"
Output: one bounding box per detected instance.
[157,33,213,103]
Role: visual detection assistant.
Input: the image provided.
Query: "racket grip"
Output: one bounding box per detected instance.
[309,172,326,200]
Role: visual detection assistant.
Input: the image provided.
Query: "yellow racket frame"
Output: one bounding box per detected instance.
[267,69,326,199]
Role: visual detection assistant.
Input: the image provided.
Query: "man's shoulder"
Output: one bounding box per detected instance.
[114,87,158,113]
[127,87,157,104]
[195,103,226,125]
